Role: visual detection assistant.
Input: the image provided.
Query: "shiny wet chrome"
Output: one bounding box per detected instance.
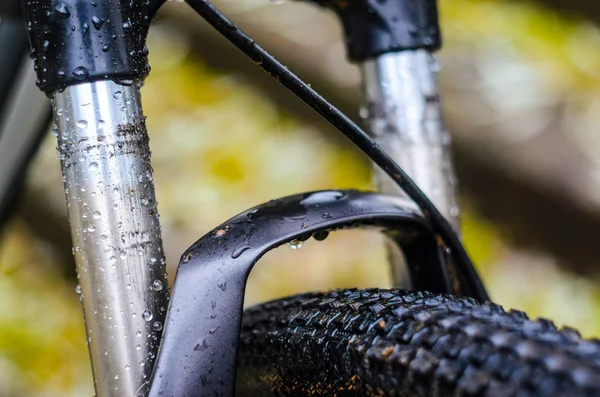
[52,80,169,397]
[361,50,460,230]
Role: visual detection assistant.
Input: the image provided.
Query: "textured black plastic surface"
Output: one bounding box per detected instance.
[21,0,165,94]
[304,0,442,61]
[238,289,600,396]
[147,190,485,397]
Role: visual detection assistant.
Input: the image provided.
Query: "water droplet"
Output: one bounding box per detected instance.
[109,256,117,264]
[72,66,89,80]
[153,321,163,331]
[322,213,333,219]
[287,239,303,250]
[55,3,71,18]
[113,91,122,99]
[194,339,208,351]
[142,309,153,321]
[120,251,127,259]
[450,206,460,217]
[88,225,96,232]
[139,360,145,367]
[313,231,329,241]
[359,107,369,119]
[92,16,105,30]
[88,162,98,171]
[76,285,82,294]
[125,365,130,370]
[149,257,157,264]
[301,191,345,205]
[77,120,88,129]
[152,280,163,291]
[231,245,250,259]
[141,198,149,206]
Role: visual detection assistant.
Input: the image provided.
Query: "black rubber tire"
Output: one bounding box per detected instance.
[236,288,600,397]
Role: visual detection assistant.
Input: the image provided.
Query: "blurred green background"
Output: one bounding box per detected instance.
[4,0,600,395]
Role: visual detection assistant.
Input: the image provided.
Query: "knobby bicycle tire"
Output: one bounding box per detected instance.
[236,289,600,397]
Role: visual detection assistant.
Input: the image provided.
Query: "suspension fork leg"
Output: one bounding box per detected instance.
[360,51,459,231]
[361,50,459,286]
[52,80,169,396]
[22,0,168,395]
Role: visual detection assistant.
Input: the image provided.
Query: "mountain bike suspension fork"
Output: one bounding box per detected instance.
[22,1,168,395]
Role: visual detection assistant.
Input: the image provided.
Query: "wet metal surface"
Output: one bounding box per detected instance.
[52,80,169,397]
[361,50,460,231]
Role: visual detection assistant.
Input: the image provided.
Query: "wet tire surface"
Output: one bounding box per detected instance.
[236,288,600,397]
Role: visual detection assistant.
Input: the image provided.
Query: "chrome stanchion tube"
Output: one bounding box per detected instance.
[52,80,169,397]
[361,50,459,229]
[361,50,460,286]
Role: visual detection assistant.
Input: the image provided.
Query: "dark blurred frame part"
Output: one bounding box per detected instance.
[307,0,462,287]
[0,0,52,235]
[20,1,170,396]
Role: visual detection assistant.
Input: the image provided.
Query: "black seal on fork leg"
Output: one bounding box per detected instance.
[21,0,166,95]
[302,0,442,61]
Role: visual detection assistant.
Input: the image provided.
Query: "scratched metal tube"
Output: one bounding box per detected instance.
[52,80,169,397]
[361,50,460,285]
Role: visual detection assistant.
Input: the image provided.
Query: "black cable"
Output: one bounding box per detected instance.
[183,0,489,302]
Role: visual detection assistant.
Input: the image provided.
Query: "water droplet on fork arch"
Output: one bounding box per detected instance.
[76,284,82,294]
[88,162,98,171]
[287,239,303,250]
[231,245,250,259]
